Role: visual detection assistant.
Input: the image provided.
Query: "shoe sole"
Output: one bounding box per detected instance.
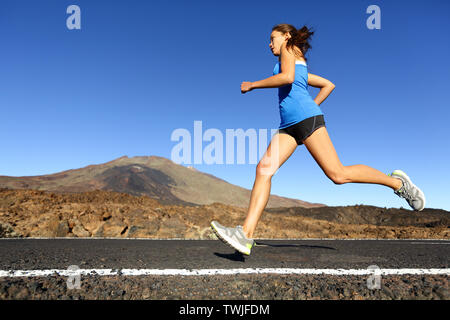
[391,170,426,211]
[210,221,251,255]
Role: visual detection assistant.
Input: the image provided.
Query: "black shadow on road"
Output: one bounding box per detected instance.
[213,242,337,262]
[214,251,246,262]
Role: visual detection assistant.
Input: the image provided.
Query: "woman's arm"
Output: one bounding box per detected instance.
[307,73,335,105]
[241,42,295,93]
[248,72,291,90]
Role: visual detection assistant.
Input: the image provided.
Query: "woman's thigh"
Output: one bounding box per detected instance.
[302,126,345,182]
[257,132,298,176]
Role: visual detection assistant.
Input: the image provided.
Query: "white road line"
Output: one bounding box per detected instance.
[0,237,449,241]
[0,268,449,277]
[410,242,450,245]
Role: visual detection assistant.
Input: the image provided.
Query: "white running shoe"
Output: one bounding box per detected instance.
[210,221,255,255]
[389,169,426,211]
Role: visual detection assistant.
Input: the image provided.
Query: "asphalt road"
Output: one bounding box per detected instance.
[0,238,449,300]
[0,238,448,270]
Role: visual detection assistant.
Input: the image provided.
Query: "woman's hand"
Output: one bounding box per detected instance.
[241,81,254,94]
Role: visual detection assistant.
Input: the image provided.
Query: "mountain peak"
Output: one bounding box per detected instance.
[0,155,325,208]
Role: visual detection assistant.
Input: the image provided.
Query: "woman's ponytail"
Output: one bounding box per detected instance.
[272,24,315,62]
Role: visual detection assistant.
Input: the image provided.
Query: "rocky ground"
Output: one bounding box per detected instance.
[0,188,448,240]
[0,274,448,300]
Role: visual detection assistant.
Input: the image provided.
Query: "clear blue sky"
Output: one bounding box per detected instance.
[1,0,449,210]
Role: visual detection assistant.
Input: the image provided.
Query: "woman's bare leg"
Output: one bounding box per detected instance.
[242,132,298,238]
[302,126,403,190]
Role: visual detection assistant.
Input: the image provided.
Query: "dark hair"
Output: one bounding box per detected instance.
[271,24,314,62]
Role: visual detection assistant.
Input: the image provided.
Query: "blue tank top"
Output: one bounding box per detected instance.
[273,60,324,129]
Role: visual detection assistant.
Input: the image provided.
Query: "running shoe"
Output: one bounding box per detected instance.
[210,221,255,255]
[388,169,426,211]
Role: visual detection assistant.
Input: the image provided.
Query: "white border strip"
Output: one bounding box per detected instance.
[1,237,449,241]
[0,268,449,277]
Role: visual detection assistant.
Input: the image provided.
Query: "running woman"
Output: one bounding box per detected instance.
[211,23,426,256]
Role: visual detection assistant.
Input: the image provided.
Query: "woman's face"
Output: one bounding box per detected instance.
[269,30,289,56]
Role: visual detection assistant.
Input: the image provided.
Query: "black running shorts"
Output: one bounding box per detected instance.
[277,114,326,145]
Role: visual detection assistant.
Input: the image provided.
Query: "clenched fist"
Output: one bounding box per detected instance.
[241,81,254,94]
